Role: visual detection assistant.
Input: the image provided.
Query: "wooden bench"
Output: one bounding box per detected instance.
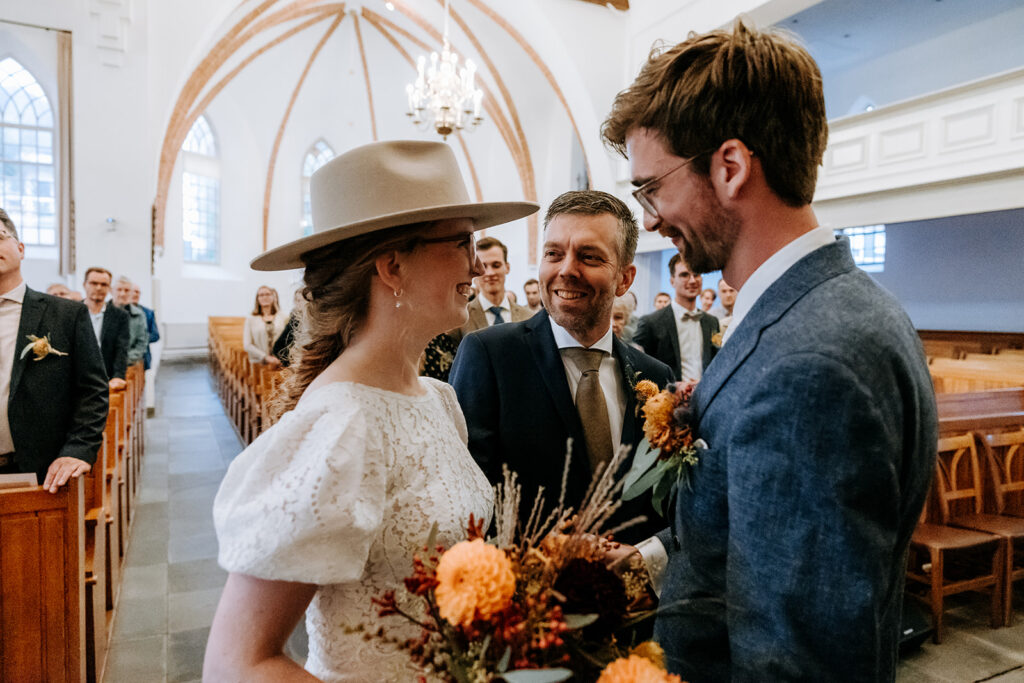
[929,358,1024,394]
[937,388,1024,436]
[0,479,85,682]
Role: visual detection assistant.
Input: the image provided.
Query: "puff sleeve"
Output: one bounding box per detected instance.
[213,396,387,585]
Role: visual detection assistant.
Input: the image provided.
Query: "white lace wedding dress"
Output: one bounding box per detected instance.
[213,378,494,682]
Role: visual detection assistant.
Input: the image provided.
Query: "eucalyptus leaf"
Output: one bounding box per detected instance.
[623,460,671,501]
[500,669,574,683]
[651,472,676,518]
[562,613,599,629]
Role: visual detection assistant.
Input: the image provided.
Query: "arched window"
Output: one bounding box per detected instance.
[0,57,56,246]
[837,224,886,272]
[301,139,334,236]
[181,114,219,263]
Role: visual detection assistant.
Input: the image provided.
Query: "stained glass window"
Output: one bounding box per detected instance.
[0,57,56,246]
[181,114,220,263]
[837,224,886,272]
[301,139,334,236]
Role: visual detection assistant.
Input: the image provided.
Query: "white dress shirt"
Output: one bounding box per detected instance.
[479,292,512,326]
[670,299,704,381]
[638,226,837,593]
[90,306,105,346]
[0,280,27,454]
[549,318,625,454]
[722,226,836,345]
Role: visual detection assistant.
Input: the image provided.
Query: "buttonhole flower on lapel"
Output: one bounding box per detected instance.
[19,335,68,362]
[623,379,705,517]
[711,331,723,348]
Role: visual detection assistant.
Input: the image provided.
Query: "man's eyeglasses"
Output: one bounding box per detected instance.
[631,151,710,219]
[409,233,476,261]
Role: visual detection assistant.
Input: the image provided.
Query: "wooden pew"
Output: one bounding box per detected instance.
[81,438,108,683]
[937,388,1024,437]
[0,478,86,682]
[103,391,123,614]
[929,357,1024,394]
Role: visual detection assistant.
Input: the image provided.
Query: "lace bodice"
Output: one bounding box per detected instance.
[213,378,493,682]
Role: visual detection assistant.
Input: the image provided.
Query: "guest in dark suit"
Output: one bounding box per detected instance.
[82,266,129,390]
[129,282,160,370]
[0,208,108,492]
[450,191,674,543]
[602,20,936,681]
[634,253,718,381]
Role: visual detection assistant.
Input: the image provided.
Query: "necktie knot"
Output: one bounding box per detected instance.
[562,347,604,373]
[681,311,701,321]
[488,305,506,324]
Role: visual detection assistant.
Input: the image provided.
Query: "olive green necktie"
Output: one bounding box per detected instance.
[562,347,613,473]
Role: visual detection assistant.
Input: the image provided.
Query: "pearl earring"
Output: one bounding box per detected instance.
[394,289,403,308]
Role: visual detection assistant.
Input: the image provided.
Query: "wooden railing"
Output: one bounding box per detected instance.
[0,362,147,682]
[208,316,285,445]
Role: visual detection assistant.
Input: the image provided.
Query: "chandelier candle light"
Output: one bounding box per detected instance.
[405,0,483,139]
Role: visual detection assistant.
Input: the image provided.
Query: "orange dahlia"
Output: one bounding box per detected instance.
[434,539,515,628]
[630,641,666,669]
[641,390,679,450]
[635,379,660,401]
[597,654,683,683]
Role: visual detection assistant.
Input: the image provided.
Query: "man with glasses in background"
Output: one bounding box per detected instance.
[0,208,108,492]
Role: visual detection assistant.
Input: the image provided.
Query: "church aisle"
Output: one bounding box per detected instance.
[103,361,241,683]
[98,362,1023,682]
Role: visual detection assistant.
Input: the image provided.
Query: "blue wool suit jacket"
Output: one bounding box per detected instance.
[450,310,675,544]
[655,239,937,682]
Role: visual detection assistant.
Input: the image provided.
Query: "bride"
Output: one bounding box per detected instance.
[203,140,537,681]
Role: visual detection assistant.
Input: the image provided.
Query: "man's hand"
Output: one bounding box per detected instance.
[109,377,127,390]
[602,540,658,611]
[43,457,91,493]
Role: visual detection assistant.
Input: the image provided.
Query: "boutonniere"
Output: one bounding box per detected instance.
[623,379,705,516]
[711,331,723,348]
[20,334,68,362]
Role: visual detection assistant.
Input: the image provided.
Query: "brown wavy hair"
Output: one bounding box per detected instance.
[270,223,425,419]
[601,19,827,207]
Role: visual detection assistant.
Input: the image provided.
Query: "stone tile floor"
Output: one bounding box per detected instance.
[103,361,1024,682]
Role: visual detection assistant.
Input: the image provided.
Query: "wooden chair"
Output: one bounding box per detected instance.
[0,479,86,682]
[937,433,1024,626]
[907,454,1004,643]
[983,428,1024,519]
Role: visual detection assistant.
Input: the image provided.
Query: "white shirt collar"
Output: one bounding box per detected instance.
[478,291,509,311]
[0,280,26,304]
[669,299,701,322]
[722,226,836,344]
[549,316,614,354]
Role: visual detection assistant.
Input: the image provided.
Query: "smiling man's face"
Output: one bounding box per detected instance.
[539,212,635,346]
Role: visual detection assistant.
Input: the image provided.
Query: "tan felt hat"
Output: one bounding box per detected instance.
[251,139,538,271]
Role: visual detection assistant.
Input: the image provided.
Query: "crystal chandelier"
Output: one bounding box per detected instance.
[405,0,483,139]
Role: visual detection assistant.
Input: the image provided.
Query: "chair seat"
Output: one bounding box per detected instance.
[912,522,1001,550]
[951,513,1024,538]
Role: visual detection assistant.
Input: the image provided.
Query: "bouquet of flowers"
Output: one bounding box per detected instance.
[367,447,682,682]
[622,380,702,517]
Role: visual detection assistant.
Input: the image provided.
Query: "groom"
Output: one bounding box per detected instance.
[601,20,937,681]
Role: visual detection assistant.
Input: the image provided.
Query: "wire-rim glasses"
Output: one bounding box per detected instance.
[631,151,710,219]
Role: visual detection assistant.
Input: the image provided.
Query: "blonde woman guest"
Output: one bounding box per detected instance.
[243,285,289,368]
[205,141,537,682]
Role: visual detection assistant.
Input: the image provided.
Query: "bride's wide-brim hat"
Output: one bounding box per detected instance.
[251,140,539,271]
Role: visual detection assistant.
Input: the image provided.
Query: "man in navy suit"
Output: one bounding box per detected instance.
[0,208,108,492]
[450,191,674,544]
[602,20,936,681]
[634,253,718,381]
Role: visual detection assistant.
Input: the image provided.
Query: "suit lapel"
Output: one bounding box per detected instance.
[612,337,638,446]
[693,240,856,422]
[466,298,488,333]
[658,305,681,373]
[524,311,582,439]
[10,288,47,399]
[699,312,715,366]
